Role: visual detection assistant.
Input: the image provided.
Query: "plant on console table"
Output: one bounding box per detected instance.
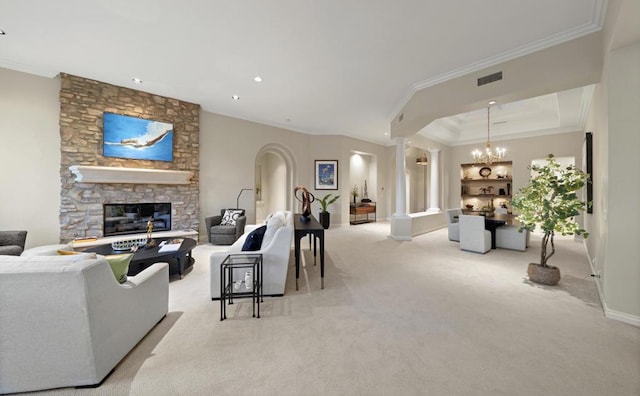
[317,193,340,229]
[350,185,359,204]
[511,154,590,286]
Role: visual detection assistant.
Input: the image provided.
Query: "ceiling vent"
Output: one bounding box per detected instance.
[477,71,502,86]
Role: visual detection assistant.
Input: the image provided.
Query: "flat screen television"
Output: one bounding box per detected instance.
[103,203,171,237]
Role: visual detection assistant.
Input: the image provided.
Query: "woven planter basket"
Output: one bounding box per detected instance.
[527,263,561,286]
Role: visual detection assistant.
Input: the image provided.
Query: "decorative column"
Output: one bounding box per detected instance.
[426,148,441,214]
[391,137,412,240]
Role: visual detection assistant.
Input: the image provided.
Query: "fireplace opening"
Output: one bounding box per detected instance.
[103,203,171,237]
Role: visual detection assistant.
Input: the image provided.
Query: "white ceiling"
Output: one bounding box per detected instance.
[420,84,596,146]
[0,0,606,145]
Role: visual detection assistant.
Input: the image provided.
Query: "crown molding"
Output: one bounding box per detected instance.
[388,0,607,122]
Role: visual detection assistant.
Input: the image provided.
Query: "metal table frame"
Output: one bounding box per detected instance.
[220,253,263,321]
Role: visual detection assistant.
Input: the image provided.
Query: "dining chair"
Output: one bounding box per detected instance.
[446,208,462,242]
[459,214,491,253]
[496,225,529,251]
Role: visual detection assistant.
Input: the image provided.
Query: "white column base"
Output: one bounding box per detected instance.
[426,207,441,214]
[390,214,412,241]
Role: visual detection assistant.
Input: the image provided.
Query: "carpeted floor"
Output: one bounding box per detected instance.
[22,222,640,395]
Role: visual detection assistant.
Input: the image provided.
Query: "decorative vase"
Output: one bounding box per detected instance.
[527,263,560,286]
[244,271,253,290]
[319,212,330,229]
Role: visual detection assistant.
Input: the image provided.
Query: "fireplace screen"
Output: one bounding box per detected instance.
[103,203,171,237]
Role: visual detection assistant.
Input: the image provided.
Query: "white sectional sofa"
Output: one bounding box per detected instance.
[210,211,293,299]
[0,254,169,394]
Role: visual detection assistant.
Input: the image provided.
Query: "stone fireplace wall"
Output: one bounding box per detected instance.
[59,73,200,242]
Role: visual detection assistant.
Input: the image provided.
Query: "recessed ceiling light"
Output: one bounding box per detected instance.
[254,76,262,82]
[231,95,240,100]
[132,78,143,84]
[384,132,388,136]
[0,29,6,35]
[489,100,497,105]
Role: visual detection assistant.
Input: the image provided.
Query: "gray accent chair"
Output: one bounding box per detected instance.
[205,209,246,245]
[0,231,27,256]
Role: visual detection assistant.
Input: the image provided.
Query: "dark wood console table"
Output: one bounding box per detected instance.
[293,214,325,290]
[350,202,376,225]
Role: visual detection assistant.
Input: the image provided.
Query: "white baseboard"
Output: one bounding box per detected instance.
[604,306,640,327]
[582,240,640,327]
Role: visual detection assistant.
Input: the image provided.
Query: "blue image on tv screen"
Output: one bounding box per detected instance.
[103,112,173,162]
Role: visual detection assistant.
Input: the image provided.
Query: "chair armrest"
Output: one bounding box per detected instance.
[124,262,169,287]
[235,216,247,241]
[205,215,223,229]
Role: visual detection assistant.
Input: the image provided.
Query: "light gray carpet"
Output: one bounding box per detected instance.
[22,223,640,395]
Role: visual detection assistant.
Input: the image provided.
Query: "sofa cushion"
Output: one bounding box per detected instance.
[0,245,24,256]
[104,253,134,283]
[210,225,237,235]
[221,209,244,226]
[242,225,267,251]
[262,212,285,248]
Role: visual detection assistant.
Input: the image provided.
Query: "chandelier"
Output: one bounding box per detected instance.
[472,102,506,164]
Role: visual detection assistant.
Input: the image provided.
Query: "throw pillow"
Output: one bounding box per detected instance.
[57,249,80,255]
[104,253,134,284]
[241,225,267,251]
[262,212,286,248]
[221,209,244,226]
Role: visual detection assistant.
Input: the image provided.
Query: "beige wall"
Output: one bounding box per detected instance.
[600,42,640,318]
[0,68,60,248]
[199,112,390,238]
[580,0,640,323]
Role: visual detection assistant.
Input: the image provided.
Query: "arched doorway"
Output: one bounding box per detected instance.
[255,144,296,223]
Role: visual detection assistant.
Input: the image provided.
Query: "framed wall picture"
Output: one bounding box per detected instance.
[103,112,173,162]
[315,160,338,190]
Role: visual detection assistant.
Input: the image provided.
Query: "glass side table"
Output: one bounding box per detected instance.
[220,253,263,321]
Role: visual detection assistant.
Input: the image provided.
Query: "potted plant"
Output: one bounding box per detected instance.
[317,193,340,229]
[351,185,359,204]
[511,154,590,285]
[255,183,262,201]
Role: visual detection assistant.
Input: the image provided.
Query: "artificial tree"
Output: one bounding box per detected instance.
[511,154,590,285]
[317,193,340,229]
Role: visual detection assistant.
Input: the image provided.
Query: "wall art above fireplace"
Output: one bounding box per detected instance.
[103,112,173,162]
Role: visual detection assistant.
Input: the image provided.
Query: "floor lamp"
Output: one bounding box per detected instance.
[236,188,253,209]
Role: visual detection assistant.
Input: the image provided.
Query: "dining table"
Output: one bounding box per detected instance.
[469,212,515,249]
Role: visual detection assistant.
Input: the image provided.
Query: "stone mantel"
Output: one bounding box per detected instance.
[69,165,194,185]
